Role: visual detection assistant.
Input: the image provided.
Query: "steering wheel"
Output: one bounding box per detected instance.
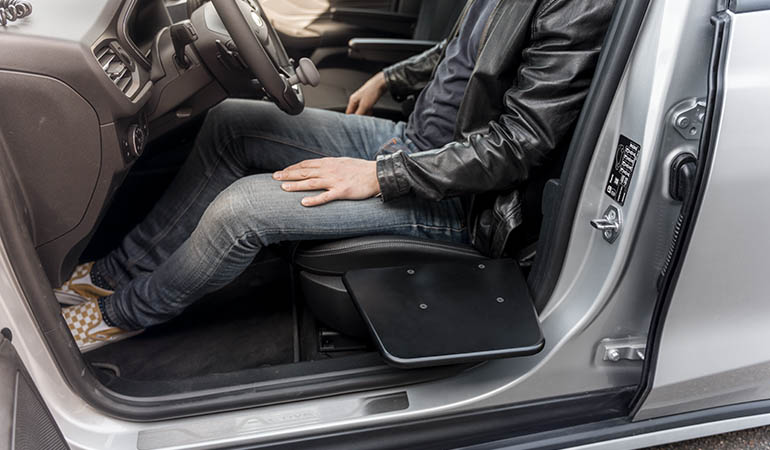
[211,0,320,115]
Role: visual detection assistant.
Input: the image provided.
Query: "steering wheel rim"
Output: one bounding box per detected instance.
[211,0,304,115]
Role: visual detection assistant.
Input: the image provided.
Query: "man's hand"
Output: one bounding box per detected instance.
[346,72,387,115]
[273,157,381,207]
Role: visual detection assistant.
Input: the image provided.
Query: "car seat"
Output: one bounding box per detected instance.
[302,0,466,116]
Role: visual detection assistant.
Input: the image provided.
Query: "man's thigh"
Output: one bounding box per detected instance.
[217,174,468,245]
[211,99,407,170]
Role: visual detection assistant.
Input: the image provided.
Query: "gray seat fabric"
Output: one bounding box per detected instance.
[296,235,487,337]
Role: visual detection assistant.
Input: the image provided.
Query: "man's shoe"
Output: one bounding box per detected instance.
[55,262,114,305]
[62,299,142,352]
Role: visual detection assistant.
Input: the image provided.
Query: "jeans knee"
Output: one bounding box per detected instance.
[202,100,240,138]
[197,181,260,245]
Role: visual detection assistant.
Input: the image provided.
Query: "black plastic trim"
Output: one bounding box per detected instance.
[117,0,152,71]
[529,0,651,309]
[630,11,731,415]
[477,396,770,450]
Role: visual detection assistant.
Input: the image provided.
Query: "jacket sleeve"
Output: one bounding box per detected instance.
[376,1,611,201]
[382,40,447,101]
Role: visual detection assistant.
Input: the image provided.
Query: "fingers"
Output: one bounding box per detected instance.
[274,160,324,180]
[355,100,373,116]
[280,178,328,192]
[346,96,359,114]
[274,167,321,181]
[282,159,320,172]
[301,190,338,207]
[274,157,376,207]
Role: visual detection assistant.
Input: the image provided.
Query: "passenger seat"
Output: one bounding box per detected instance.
[303,0,466,117]
[261,0,410,51]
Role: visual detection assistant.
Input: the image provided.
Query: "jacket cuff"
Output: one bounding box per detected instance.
[376,151,411,201]
[382,64,406,101]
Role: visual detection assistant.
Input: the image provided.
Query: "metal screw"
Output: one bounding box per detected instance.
[604,230,613,240]
[496,297,505,303]
[607,349,621,362]
[419,303,428,310]
[478,264,486,269]
[676,116,690,128]
[607,209,617,221]
[689,127,698,136]
[407,269,415,275]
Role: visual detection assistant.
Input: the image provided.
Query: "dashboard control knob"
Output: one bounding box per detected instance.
[127,124,146,158]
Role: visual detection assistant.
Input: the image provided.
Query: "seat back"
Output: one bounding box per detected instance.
[412,0,466,40]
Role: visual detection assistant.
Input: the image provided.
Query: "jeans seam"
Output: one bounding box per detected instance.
[243,133,337,159]
[176,229,261,300]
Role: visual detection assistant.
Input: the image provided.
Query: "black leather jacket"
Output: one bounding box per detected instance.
[377,0,615,256]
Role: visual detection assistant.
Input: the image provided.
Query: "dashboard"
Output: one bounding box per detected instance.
[127,0,171,56]
[0,0,224,285]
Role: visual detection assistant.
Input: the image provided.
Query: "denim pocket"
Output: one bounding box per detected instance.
[376,137,413,159]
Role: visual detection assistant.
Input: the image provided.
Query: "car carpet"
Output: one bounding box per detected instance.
[86,259,296,381]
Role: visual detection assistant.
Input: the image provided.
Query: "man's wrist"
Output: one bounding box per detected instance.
[370,160,382,197]
[374,71,388,95]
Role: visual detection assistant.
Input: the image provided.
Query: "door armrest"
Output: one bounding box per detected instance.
[348,38,437,64]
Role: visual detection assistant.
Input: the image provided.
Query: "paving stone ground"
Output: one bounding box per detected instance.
[647,426,770,449]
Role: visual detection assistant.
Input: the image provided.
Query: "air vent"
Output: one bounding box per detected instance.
[94,41,135,95]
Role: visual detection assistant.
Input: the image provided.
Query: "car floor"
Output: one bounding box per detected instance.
[86,260,297,381]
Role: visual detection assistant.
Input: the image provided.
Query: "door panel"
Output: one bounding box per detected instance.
[0,335,68,450]
[637,4,770,420]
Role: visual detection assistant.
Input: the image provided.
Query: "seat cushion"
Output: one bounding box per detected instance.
[303,68,403,117]
[295,235,486,276]
[261,0,393,49]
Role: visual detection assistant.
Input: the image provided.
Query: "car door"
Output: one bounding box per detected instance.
[0,333,68,450]
[636,0,770,420]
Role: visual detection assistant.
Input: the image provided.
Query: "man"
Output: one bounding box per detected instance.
[58,0,615,351]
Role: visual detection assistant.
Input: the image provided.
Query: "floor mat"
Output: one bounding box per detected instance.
[86,260,295,381]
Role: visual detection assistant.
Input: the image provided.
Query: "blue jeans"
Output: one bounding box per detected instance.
[96,100,468,330]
